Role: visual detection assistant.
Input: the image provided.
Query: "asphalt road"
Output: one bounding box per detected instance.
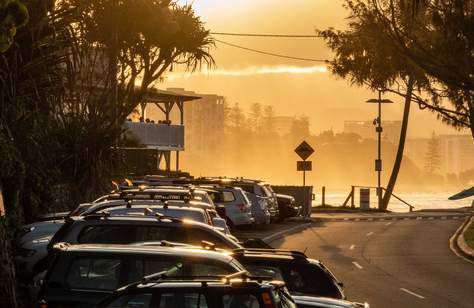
[271,218,474,308]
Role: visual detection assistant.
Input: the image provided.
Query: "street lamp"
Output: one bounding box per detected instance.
[366,91,394,209]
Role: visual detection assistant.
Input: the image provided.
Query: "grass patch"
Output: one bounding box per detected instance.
[464,220,474,250]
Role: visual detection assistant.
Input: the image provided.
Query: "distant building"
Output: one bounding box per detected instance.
[406,134,474,174]
[344,120,401,143]
[439,134,474,174]
[273,116,295,136]
[166,88,225,156]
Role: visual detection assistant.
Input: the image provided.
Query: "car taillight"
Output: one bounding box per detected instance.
[38,300,48,308]
[262,292,275,308]
[236,204,247,212]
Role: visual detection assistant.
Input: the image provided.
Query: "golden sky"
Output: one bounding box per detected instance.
[167,1,465,137]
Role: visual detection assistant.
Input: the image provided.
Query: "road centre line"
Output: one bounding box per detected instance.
[352,261,363,269]
[366,232,374,236]
[349,244,355,250]
[385,222,392,226]
[400,288,425,299]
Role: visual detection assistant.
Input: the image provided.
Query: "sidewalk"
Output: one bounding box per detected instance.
[311,208,472,222]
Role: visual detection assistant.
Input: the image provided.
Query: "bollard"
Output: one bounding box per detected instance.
[322,186,326,206]
[350,186,355,208]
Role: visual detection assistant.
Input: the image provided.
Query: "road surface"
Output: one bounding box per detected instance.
[272,217,474,308]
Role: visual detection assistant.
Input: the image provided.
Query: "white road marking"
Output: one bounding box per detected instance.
[428,217,435,220]
[400,288,425,299]
[441,216,447,220]
[385,222,392,226]
[452,216,459,220]
[344,218,349,221]
[403,217,410,221]
[352,261,363,269]
[416,217,422,220]
[349,244,355,250]
[366,232,374,236]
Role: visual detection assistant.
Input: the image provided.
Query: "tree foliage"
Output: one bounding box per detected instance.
[424,131,441,173]
[332,0,474,135]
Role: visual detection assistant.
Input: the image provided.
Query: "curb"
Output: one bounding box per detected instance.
[449,215,474,264]
[262,222,313,243]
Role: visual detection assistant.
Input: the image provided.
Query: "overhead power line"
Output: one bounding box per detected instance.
[214,39,328,63]
[211,32,323,38]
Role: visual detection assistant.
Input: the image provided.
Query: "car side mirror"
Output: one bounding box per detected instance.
[212,218,228,231]
[338,282,344,288]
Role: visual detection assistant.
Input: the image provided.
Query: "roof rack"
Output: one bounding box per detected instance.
[233,248,308,259]
[127,270,273,288]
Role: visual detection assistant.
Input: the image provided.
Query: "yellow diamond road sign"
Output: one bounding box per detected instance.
[295,141,314,161]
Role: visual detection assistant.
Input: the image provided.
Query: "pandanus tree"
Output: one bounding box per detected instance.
[319,0,431,210]
[321,0,473,210]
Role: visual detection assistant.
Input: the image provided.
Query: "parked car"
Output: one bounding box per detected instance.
[133,242,345,300]
[48,214,242,252]
[38,243,246,307]
[231,179,279,221]
[14,220,64,282]
[232,248,345,300]
[293,296,369,308]
[92,202,232,236]
[95,271,296,308]
[276,194,301,220]
[201,186,255,228]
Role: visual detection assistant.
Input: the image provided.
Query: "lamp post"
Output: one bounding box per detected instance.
[366,91,394,209]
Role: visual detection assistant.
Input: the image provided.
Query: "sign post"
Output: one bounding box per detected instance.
[295,141,315,187]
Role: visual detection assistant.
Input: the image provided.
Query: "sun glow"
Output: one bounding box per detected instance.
[167,65,328,80]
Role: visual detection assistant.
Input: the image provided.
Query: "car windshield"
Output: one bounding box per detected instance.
[241,261,343,299]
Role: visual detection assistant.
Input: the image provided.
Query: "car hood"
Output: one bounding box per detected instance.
[292,296,369,308]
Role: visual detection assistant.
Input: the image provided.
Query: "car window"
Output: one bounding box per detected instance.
[137,226,187,243]
[222,293,261,308]
[159,292,209,308]
[184,228,235,249]
[104,293,153,308]
[78,225,138,244]
[190,259,236,276]
[288,264,341,298]
[273,288,297,308]
[238,185,255,195]
[243,264,284,281]
[221,191,236,202]
[66,257,122,291]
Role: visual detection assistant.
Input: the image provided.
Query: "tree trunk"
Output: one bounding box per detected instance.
[381,76,415,210]
[0,216,18,307]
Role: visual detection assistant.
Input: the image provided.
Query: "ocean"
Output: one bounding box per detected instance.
[313,191,473,212]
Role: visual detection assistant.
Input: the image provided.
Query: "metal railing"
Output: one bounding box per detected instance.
[342,185,415,212]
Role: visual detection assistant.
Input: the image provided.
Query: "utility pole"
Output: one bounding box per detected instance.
[366,91,393,209]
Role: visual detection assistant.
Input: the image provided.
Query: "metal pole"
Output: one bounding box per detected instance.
[322,186,325,206]
[377,91,382,210]
[303,169,306,187]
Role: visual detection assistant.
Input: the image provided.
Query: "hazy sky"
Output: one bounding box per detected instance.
[166,1,465,137]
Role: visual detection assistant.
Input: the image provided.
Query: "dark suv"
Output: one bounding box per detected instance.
[96,271,296,308]
[38,243,246,307]
[48,214,242,251]
[233,248,345,300]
